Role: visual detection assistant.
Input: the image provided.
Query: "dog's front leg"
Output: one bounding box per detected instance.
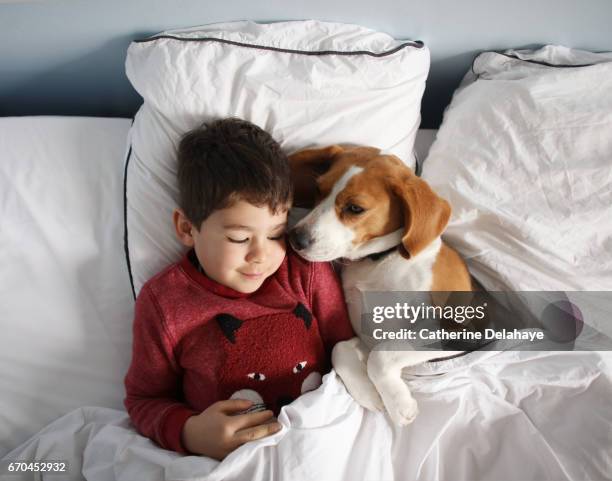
[366,346,419,426]
[367,345,465,425]
[332,337,384,411]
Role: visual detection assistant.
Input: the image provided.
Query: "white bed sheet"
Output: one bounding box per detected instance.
[0,117,134,457]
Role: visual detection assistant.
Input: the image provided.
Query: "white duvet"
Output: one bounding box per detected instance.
[6,349,612,481]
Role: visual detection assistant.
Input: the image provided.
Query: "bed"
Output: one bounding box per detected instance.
[2,21,612,481]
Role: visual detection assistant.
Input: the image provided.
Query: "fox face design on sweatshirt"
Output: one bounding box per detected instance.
[215,303,325,414]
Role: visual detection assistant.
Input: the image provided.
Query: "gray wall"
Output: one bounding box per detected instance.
[1,0,611,127]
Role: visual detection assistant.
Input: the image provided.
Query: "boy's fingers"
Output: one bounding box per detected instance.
[231,409,275,430]
[215,399,253,414]
[233,421,282,445]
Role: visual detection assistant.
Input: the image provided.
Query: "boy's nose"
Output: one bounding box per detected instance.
[247,240,267,263]
[288,227,313,251]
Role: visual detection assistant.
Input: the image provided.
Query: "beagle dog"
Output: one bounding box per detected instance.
[288,145,472,425]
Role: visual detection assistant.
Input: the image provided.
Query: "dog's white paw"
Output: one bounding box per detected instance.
[385,395,419,426]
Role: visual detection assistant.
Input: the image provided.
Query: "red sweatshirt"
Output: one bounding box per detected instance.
[124,248,353,454]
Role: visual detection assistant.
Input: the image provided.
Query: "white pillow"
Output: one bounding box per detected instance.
[0,117,134,457]
[422,46,612,291]
[125,20,429,296]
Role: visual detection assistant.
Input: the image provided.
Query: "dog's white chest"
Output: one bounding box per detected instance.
[341,240,441,340]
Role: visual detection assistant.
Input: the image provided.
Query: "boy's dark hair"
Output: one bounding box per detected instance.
[177,117,292,229]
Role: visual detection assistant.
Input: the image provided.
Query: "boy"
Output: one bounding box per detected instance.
[124,118,354,460]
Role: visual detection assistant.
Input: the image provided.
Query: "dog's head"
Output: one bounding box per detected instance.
[288,145,451,262]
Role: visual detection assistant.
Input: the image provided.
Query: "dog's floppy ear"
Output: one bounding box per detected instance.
[288,145,344,208]
[388,171,451,259]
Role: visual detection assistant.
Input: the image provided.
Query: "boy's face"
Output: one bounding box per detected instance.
[174,200,288,294]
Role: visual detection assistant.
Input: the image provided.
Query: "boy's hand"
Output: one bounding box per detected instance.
[181,399,282,460]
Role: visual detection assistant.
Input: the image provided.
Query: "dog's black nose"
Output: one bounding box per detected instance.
[288,227,312,251]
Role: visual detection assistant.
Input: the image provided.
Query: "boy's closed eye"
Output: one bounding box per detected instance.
[226,233,287,244]
[225,224,287,244]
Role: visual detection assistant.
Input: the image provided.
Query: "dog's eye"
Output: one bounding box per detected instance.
[247,372,266,381]
[293,361,307,374]
[345,203,365,215]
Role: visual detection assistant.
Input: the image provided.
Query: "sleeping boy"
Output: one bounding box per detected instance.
[124,117,354,460]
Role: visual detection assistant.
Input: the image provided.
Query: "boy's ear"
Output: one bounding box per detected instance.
[173,208,195,247]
